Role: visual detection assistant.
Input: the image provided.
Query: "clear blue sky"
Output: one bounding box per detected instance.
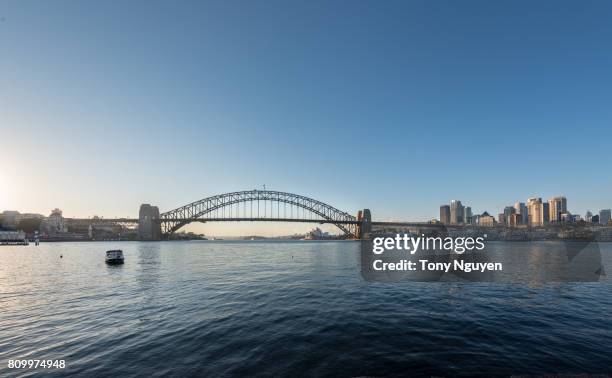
[1,0,611,235]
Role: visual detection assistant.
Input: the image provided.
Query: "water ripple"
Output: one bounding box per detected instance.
[1,241,611,377]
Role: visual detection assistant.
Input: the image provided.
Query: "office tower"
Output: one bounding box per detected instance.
[465,207,472,224]
[450,200,464,224]
[504,206,516,222]
[471,214,481,225]
[515,202,528,225]
[440,205,451,225]
[527,197,545,226]
[508,213,521,227]
[498,213,506,225]
[600,209,611,225]
[543,202,550,224]
[585,211,593,223]
[548,196,567,222]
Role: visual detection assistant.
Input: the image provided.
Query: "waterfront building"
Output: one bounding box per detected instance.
[88,223,124,240]
[0,230,27,244]
[450,200,464,224]
[548,196,568,222]
[479,211,496,227]
[1,211,20,229]
[465,207,472,224]
[586,211,593,222]
[527,197,549,226]
[0,211,43,229]
[543,202,550,224]
[18,213,46,222]
[504,206,516,224]
[440,205,450,225]
[40,209,68,236]
[600,209,612,225]
[508,213,521,227]
[592,215,600,224]
[471,214,481,225]
[0,211,48,234]
[304,227,331,240]
[498,213,505,225]
[560,212,573,222]
[514,202,528,225]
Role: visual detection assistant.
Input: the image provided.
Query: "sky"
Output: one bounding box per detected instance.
[1,0,611,235]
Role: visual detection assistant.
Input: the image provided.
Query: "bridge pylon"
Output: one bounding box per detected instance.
[138,204,162,240]
[356,209,372,239]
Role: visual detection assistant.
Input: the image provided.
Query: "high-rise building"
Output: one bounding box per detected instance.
[440,205,451,225]
[548,196,568,222]
[465,207,472,224]
[600,209,611,225]
[543,202,550,224]
[508,213,521,227]
[586,211,593,223]
[504,206,516,224]
[450,200,464,224]
[498,213,506,225]
[471,214,481,225]
[515,202,528,225]
[527,197,545,226]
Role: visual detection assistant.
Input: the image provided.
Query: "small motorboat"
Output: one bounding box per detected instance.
[105,250,124,265]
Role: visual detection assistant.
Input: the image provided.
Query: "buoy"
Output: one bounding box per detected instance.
[60,255,63,258]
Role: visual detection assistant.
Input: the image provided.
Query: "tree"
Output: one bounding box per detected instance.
[17,218,43,234]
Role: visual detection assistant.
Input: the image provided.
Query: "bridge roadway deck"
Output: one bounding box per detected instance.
[68,218,450,227]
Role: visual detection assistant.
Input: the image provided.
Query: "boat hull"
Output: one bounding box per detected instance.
[105,259,124,265]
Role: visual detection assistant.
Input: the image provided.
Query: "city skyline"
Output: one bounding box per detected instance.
[2,1,612,235]
[439,195,611,227]
[3,191,611,241]
[3,191,611,220]
[3,192,611,227]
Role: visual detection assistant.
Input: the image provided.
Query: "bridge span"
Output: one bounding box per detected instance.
[69,190,446,240]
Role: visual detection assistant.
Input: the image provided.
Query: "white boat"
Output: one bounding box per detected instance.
[105,250,124,265]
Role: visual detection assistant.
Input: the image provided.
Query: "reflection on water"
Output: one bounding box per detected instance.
[490,241,604,283]
[361,239,607,283]
[1,241,611,377]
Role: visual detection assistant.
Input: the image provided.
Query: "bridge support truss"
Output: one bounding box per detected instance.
[153,190,360,239]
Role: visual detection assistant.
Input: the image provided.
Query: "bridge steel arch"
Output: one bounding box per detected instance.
[159,190,358,238]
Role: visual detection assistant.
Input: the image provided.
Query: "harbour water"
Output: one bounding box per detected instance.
[1,241,612,377]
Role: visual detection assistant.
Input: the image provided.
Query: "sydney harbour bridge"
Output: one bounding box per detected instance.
[70,189,436,240]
